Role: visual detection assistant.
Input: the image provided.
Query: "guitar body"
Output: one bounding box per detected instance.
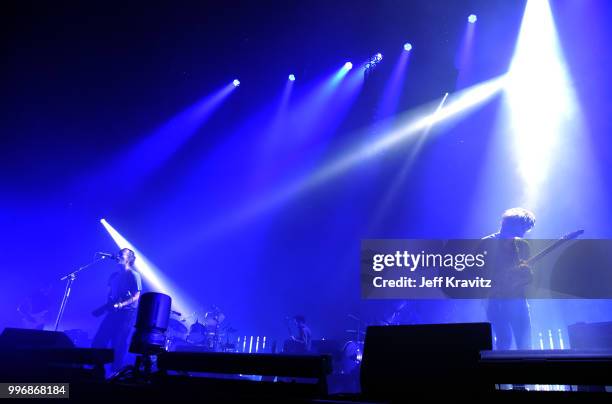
[508,264,534,296]
[91,303,114,317]
[92,290,135,317]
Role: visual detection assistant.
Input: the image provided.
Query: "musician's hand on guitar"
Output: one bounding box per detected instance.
[517,260,531,271]
[513,260,533,286]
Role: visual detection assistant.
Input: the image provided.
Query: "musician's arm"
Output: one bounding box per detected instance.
[116,291,140,309]
[115,272,142,309]
[516,239,531,265]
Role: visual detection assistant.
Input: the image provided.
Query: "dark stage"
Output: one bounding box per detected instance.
[2,0,612,402]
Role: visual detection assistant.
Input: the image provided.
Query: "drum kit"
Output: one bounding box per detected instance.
[340,340,364,375]
[340,314,366,375]
[165,306,237,352]
[164,306,399,374]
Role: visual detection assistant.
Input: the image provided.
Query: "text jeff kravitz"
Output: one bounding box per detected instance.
[372,276,492,289]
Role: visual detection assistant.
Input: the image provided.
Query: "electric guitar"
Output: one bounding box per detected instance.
[507,229,584,294]
[91,292,133,317]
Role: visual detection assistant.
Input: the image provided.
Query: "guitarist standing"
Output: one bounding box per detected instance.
[17,283,53,330]
[483,208,536,350]
[91,248,142,371]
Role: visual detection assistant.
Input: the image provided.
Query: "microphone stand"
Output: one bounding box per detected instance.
[348,314,364,344]
[54,256,106,331]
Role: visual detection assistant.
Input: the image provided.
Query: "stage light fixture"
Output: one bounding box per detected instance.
[288,74,296,81]
[365,53,384,71]
[343,62,353,71]
[468,14,477,23]
[403,43,413,52]
[233,79,241,87]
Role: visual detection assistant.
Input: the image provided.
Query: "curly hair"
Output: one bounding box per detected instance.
[500,207,536,233]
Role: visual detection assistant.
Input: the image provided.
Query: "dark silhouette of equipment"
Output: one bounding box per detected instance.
[360,322,492,399]
[156,351,332,398]
[479,349,612,387]
[0,327,74,349]
[109,292,172,381]
[129,292,171,355]
[0,328,112,383]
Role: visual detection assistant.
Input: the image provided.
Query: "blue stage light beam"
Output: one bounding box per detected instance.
[65,82,236,200]
[119,83,236,175]
[99,218,194,316]
[330,62,354,86]
[273,77,295,128]
[112,82,236,179]
[180,68,345,201]
[171,76,505,253]
[276,78,502,199]
[319,62,365,134]
[504,0,583,209]
[455,12,478,89]
[262,63,366,183]
[287,65,357,140]
[247,75,296,173]
[368,92,450,230]
[379,49,412,119]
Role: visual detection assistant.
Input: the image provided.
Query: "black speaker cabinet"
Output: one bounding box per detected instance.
[0,327,75,349]
[360,322,492,398]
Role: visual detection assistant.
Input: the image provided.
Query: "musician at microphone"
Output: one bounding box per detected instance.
[91,248,142,371]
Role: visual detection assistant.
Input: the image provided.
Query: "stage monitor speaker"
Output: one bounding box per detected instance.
[0,328,112,383]
[360,322,492,398]
[0,327,74,349]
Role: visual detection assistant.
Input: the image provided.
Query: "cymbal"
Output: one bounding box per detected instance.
[205,311,225,323]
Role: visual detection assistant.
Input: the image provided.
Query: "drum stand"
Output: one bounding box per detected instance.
[109,354,158,383]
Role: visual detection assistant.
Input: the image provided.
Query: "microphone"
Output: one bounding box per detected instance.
[96,252,117,260]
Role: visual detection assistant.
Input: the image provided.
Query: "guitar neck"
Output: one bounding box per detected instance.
[526,230,584,265]
[527,239,565,265]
